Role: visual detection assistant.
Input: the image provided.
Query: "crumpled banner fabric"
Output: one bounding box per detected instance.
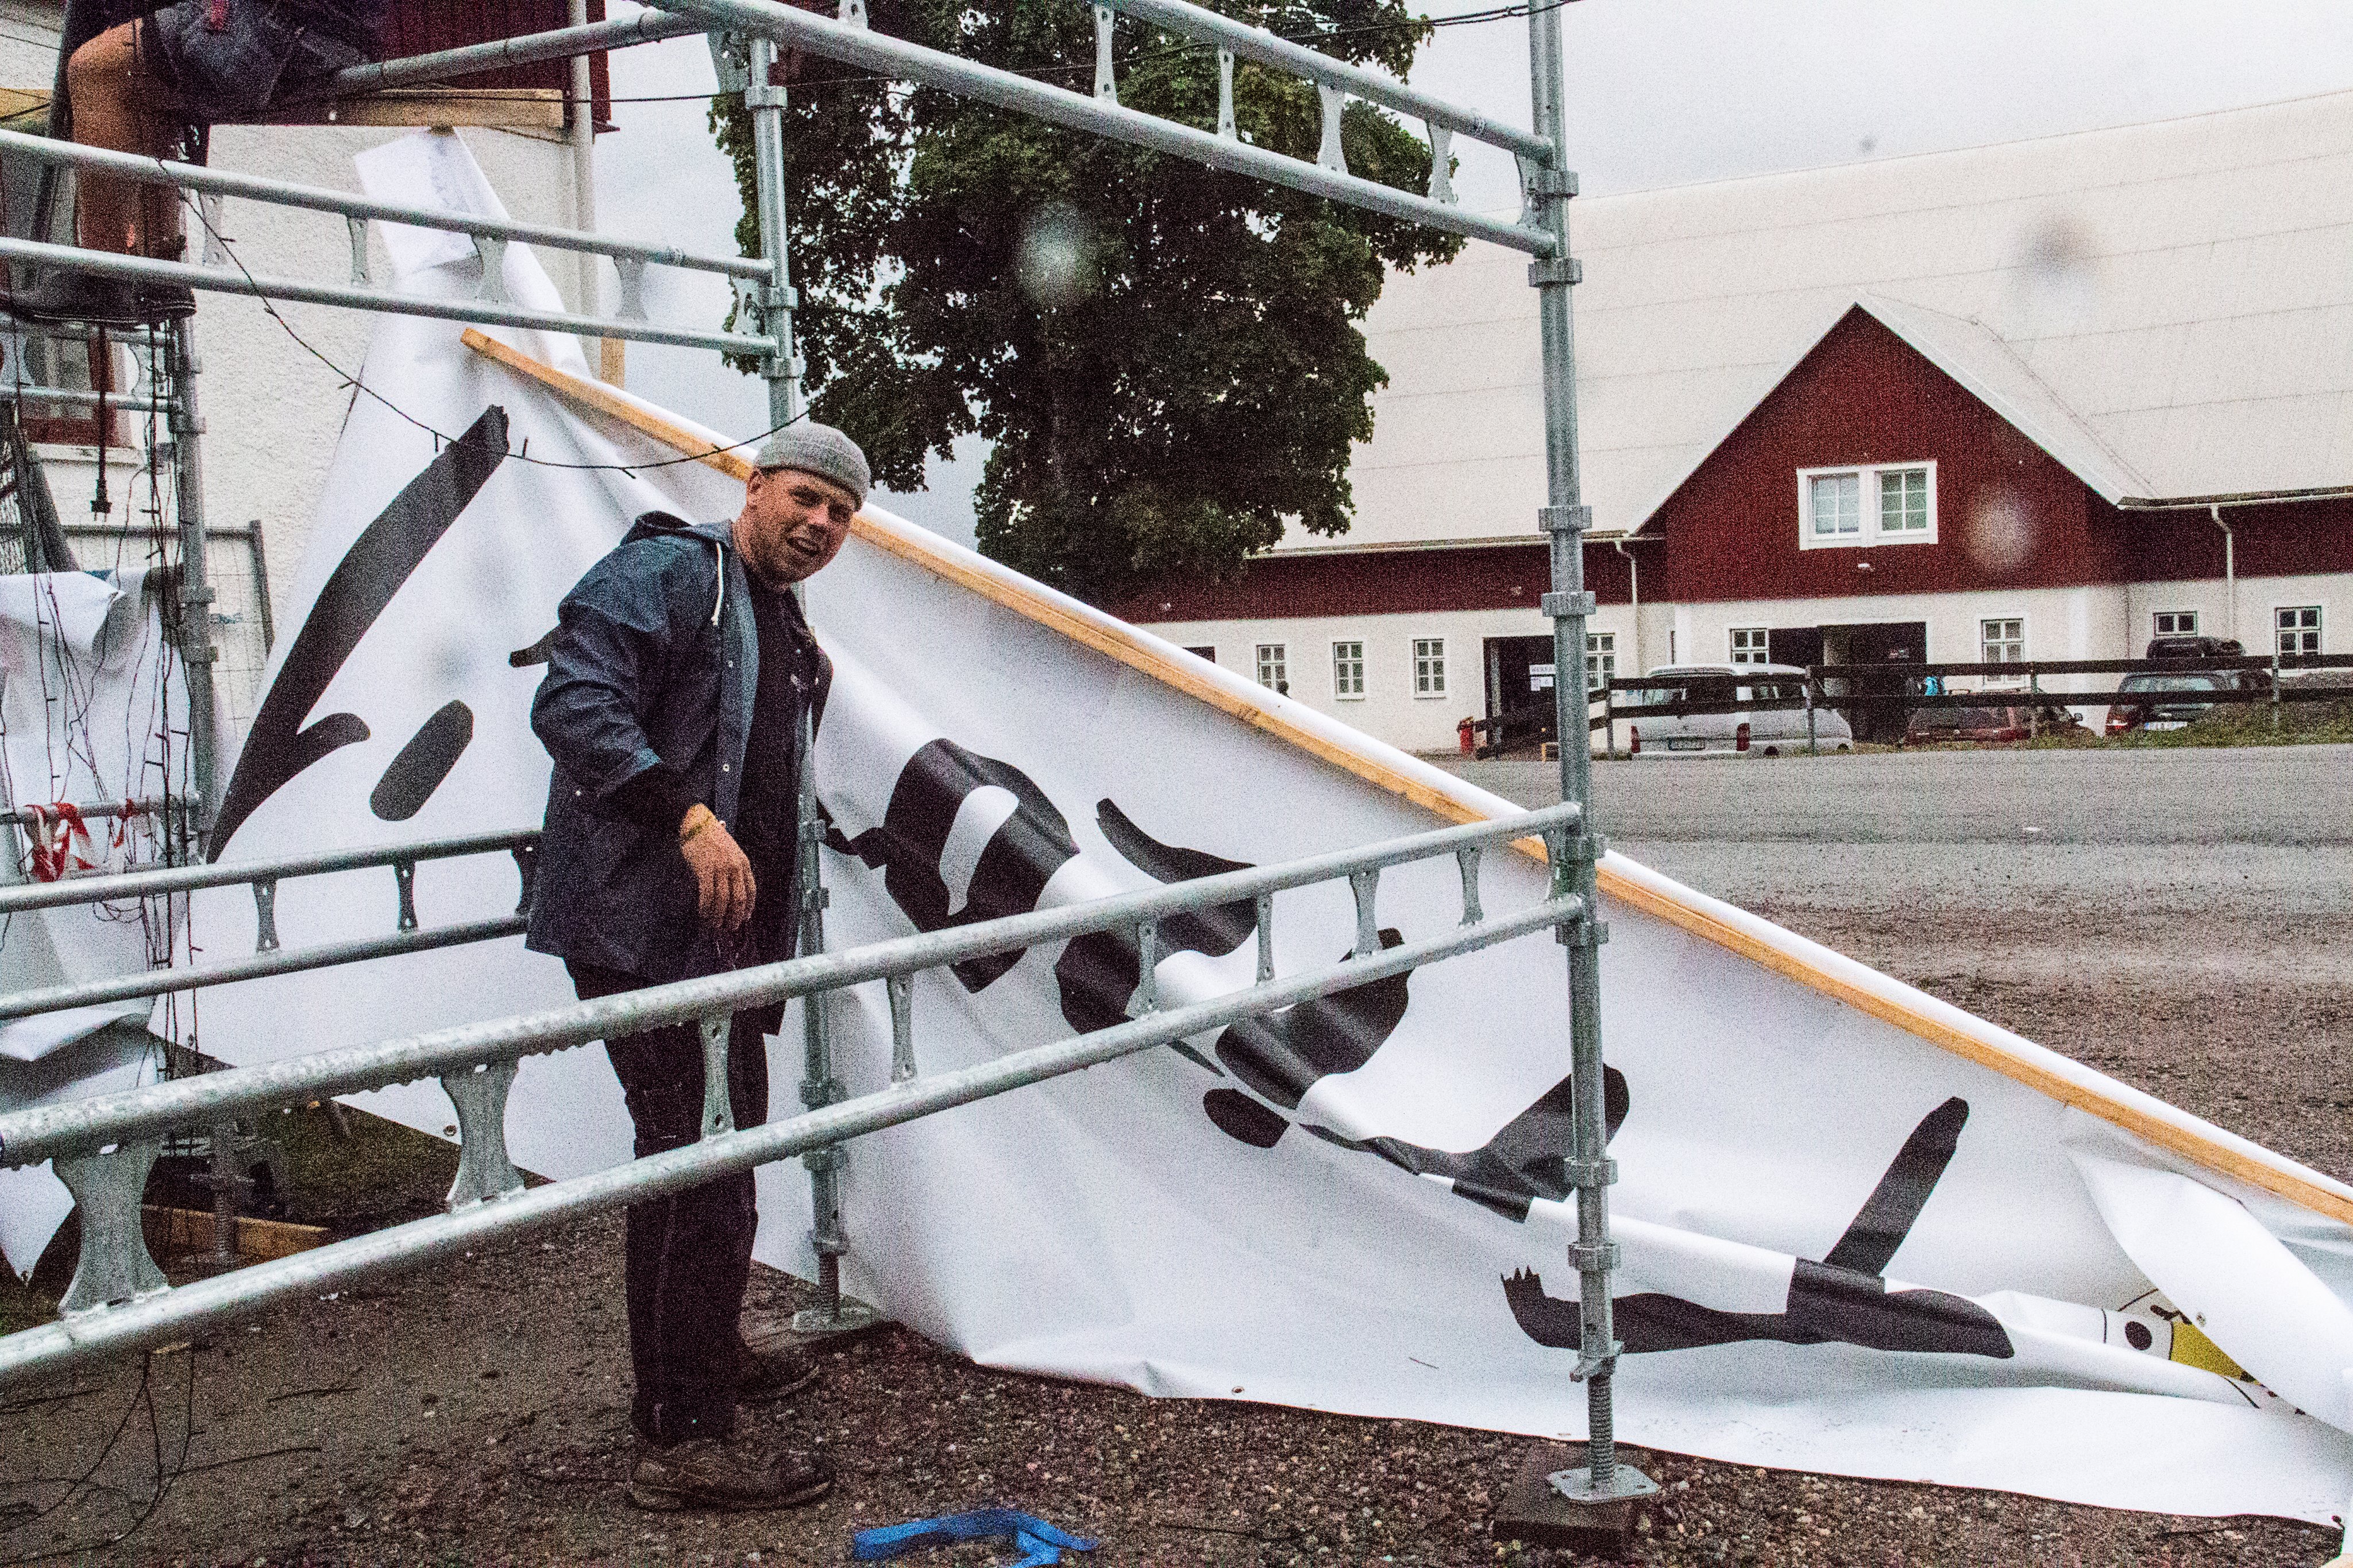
[0,571,184,1278]
[143,130,2353,1522]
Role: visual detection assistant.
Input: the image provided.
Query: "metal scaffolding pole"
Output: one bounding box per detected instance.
[1526,0,1652,1512]
[734,26,866,1333]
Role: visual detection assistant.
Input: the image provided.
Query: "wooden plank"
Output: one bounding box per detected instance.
[460,331,2353,1231]
[142,1206,330,1263]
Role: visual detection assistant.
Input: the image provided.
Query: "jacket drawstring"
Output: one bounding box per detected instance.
[711,540,727,628]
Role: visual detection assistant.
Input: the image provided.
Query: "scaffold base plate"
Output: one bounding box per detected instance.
[1494,1442,1657,1560]
[789,1296,885,1338]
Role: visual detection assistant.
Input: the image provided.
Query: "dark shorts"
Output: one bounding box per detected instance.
[134,0,367,123]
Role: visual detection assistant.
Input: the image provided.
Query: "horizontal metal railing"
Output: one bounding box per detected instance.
[0,237,766,356]
[0,803,1580,1384]
[650,0,1555,257]
[0,129,767,282]
[0,829,539,1022]
[317,11,710,98]
[1093,0,1550,161]
[0,827,535,916]
[0,130,771,353]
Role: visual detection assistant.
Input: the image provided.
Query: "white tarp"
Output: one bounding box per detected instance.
[125,132,2353,1521]
[0,569,184,1276]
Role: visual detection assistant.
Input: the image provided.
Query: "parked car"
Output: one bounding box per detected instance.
[2144,634,2244,661]
[2106,670,2234,733]
[1903,704,2086,746]
[1620,664,1853,757]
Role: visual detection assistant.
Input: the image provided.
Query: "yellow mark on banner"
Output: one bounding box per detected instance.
[2169,1320,2250,1382]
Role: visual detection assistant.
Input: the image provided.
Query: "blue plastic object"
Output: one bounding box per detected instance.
[851,1508,1098,1567]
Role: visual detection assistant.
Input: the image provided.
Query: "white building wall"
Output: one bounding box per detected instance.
[1139,603,1645,754]
[1,4,581,727]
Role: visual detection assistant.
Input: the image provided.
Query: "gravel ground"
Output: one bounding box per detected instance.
[4,745,2348,1567]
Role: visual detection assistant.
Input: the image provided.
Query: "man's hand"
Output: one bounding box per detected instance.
[678,804,755,930]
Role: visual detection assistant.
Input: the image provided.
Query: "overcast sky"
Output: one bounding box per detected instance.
[595,0,2353,543]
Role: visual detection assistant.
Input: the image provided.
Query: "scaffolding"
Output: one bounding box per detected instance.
[0,0,1647,1509]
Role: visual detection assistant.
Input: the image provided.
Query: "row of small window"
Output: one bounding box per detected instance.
[2155,607,2327,655]
[1194,635,1623,698]
[1184,639,1459,698]
[1718,608,2329,666]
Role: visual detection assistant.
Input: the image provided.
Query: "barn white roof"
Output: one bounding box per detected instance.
[1310,88,2353,551]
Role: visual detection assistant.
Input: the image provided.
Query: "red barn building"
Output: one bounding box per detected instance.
[1126,91,2353,750]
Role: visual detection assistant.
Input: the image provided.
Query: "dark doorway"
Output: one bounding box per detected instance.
[1484,635,1557,752]
[1767,626,1823,670]
[1819,621,1927,742]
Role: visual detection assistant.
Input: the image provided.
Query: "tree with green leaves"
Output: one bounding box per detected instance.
[714,0,1461,604]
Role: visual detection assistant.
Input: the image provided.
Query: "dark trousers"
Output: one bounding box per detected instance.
[570,962,781,1446]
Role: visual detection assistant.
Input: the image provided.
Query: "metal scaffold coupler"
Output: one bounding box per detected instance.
[1537,503,1591,535]
[1569,1240,1619,1273]
[1561,1156,1616,1188]
[1540,589,1596,619]
[1526,256,1581,288]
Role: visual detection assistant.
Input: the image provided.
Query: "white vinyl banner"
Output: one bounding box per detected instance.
[159,132,2353,1522]
[0,570,185,1276]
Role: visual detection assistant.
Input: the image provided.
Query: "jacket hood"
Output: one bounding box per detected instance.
[622,509,734,550]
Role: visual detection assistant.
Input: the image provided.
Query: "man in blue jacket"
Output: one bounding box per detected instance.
[527,424,867,1513]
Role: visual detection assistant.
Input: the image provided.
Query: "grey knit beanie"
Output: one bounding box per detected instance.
[750,422,870,507]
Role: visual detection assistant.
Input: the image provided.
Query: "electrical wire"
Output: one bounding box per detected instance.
[180,192,809,474]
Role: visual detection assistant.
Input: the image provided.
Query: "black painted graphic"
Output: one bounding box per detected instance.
[209,409,511,857]
[836,740,1081,990]
[1056,801,1258,1041]
[368,700,474,821]
[1502,1097,2014,1360]
[830,758,1617,1229]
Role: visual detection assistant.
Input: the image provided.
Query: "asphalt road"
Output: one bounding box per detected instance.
[1444,744,2353,1185]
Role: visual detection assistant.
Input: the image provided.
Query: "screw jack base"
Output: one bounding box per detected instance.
[1549,1458,1661,1503]
[791,1295,884,1337]
[1494,1442,1657,1562]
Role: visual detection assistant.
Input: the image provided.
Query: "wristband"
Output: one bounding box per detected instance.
[678,804,716,845]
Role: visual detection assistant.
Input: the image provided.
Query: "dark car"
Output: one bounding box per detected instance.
[2144,634,2243,661]
[2107,671,2232,734]
[1904,704,2080,746]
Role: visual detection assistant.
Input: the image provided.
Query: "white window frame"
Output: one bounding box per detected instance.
[1331,639,1365,700]
[2276,604,2323,657]
[1184,644,1217,663]
[1584,631,1615,693]
[1797,462,1938,549]
[1981,615,2026,678]
[1255,642,1289,692]
[2151,611,2197,638]
[1411,637,1448,698]
[1728,627,1768,666]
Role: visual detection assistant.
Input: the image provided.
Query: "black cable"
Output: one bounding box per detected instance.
[180,192,809,474]
[0,1349,202,1567]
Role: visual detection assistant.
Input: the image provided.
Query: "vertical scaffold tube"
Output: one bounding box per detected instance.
[168,320,218,841]
[741,47,859,1328]
[1526,0,1649,1504]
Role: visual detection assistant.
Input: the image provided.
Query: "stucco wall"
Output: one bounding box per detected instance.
[0,2,584,721]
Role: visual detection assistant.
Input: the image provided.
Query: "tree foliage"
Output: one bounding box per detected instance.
[714,0,1463,603]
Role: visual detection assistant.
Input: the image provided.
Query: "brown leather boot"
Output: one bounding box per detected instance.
[627,1436,834,1512]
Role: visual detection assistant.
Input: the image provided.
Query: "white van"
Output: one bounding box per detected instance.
[1617,664,1853,758]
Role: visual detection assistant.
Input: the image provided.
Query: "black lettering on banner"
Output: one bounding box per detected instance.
[836,740,1079,990]
[209,408,510,856]
[1502,1096,2015,1361]
[1056,800,1258,1041]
